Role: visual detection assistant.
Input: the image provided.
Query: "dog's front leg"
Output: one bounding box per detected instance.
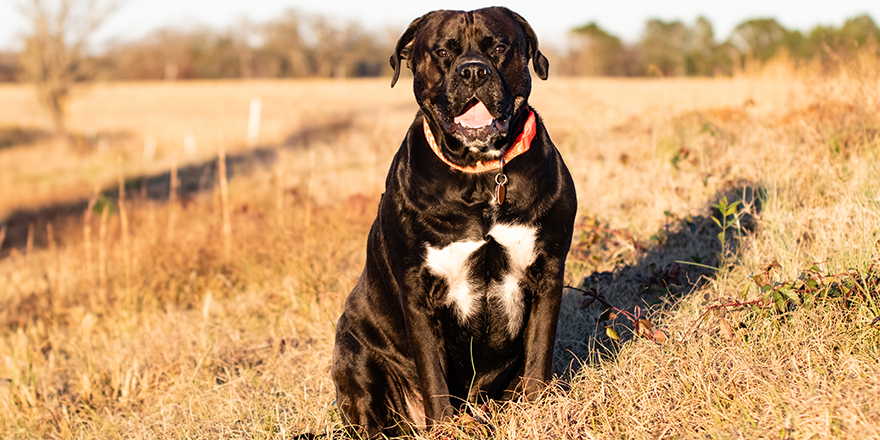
[399,287,455,426]
[518,269,564,399]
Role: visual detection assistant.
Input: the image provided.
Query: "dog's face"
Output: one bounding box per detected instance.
[390,7,549,159]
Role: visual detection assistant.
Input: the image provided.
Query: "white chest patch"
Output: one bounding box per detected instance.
[487,224,537,335]
[423,223,539,336]
[424,240,484,321]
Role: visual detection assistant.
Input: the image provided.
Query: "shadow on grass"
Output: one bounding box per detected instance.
[553,182,762,377]
[0,117,353,257]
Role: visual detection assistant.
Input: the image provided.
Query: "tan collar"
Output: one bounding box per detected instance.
[422,110,536,173]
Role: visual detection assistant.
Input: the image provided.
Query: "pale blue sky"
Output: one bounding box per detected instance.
[2,1,879,51]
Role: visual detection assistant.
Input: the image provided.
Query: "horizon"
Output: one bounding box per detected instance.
[1,1,879,52]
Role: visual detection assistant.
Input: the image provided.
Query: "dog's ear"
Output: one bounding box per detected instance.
[504,9,549,80]
[390,12,434,88]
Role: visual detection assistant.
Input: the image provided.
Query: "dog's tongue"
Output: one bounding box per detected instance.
[454,101,494,128]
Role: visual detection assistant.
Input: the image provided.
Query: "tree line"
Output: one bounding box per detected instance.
[105,11,391,80]
[1,10,877,83]
[561,14,880,76]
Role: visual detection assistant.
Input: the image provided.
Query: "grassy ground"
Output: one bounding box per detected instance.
[1,53,879,439]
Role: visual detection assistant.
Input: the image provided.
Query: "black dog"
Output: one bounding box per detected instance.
[332,7,577,437]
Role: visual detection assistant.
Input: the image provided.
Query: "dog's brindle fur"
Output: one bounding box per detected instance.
[332,7,577,437]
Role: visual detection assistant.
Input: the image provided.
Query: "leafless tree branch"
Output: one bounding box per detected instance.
[17,0,121,143]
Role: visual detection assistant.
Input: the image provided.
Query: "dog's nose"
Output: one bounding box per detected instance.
[457,61,491,85]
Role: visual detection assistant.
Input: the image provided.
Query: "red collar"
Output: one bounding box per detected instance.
[422,110,536,173]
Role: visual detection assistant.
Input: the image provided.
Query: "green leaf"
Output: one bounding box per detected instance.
[726,202,740,216]
[93,195,117,215]
[605,326,620,340]
[780,288,801,304]
[712,217,722,228]
[771,291,786,312]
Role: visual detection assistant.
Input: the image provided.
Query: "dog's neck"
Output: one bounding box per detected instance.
[422,110,536,174]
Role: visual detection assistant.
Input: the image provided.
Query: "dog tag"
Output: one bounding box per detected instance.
[496,183,506,205]
[495,173,508,205]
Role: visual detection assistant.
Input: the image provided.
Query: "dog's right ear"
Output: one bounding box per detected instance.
[390,12,434,88]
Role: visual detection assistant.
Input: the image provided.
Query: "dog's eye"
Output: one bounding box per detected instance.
[493,45,506,54]
[436,49,450,58]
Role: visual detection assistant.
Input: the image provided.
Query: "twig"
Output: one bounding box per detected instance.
[218,141,231,262]
[98,202,110,304]
[83,191,98,280]
[26,223,34,255]
[118,156,131,296]
[682,298,765,340]
[167,153,179,241]
[566,285,667,342]
[566,285,639,322]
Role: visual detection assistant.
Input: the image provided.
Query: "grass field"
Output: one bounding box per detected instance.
[1,54,879,439]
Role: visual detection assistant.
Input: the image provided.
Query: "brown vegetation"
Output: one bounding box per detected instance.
[1,50,880,438]
[16,0,121,142]
[3,10,878,82]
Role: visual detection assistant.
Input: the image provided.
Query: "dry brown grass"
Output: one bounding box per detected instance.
[1,52,880,439]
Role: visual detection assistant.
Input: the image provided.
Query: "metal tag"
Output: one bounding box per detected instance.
[494,173,509,205]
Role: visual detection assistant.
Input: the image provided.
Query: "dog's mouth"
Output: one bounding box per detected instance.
[442,98,509,150]
[454,99,494,129]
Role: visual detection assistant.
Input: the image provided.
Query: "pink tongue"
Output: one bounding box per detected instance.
[454,101,494,128]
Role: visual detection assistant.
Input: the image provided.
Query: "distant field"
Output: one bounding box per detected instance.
[1,65,879,438]
[0,77,793,219]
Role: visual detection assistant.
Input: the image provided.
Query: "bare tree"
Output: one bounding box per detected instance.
[110,28,195,80]
[17,0,119,144]
[264,10,309,78]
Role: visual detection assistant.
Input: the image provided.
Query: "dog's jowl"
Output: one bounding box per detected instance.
[331,7,577,437]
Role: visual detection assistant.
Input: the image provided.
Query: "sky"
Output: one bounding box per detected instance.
[1,0,879,51]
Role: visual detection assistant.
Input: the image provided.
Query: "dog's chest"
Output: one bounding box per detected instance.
[424,223,538,336]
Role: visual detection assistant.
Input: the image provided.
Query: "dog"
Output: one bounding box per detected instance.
[331,7,577,437]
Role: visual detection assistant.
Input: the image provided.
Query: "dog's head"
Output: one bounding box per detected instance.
[390,7,548,163]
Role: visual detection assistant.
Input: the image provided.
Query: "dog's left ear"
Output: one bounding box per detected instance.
[390,12,435,88]
[504,9,549,80]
